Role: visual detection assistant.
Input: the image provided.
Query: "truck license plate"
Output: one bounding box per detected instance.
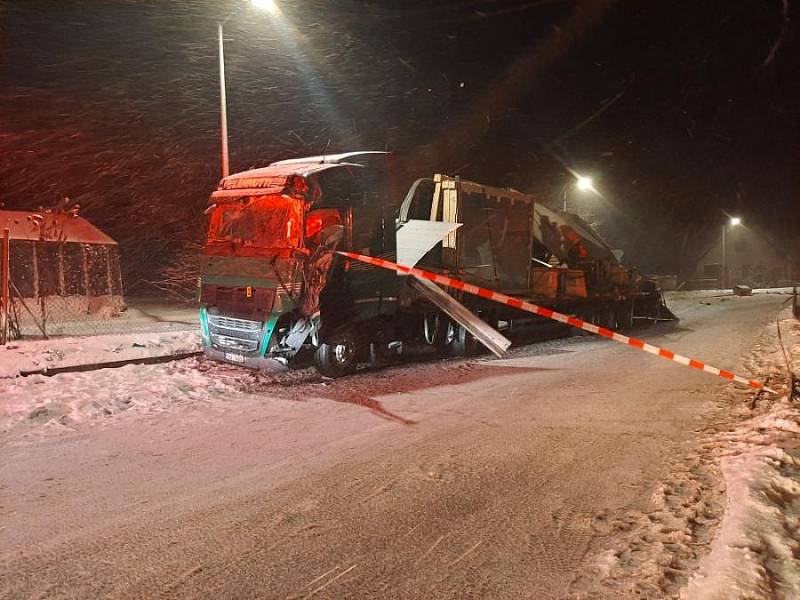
[224,352,245,363]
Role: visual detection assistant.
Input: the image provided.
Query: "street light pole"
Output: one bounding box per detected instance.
[721,223,726,289]
[721,216,742,289]
[218,22,230,179]
[216,1,280,179]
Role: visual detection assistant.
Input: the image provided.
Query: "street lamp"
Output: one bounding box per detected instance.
[251,0,279,11]
[218,0,279,178]
[576,175,595,193]
[562,174,597,212]
[721,216,742,289]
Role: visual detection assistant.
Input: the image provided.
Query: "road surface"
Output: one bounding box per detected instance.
[0,293,784,599]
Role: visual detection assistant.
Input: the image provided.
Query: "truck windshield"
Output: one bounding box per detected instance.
[207,194,303,249]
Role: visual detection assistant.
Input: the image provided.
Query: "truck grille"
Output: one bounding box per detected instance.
[208,314,263,353]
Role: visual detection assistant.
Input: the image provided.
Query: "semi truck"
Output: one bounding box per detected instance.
[199,151,674,377]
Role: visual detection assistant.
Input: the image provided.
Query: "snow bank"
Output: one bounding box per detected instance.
[0,357,237,441]
[682,311,800,600]
[576,308,800,599]
[684,445,800,599]
[0,330,201,378]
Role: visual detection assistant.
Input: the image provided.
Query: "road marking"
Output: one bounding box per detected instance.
[336,251,777,395]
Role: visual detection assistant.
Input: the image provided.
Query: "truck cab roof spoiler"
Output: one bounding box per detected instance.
[211,162,362,202]
[270,151,390,167]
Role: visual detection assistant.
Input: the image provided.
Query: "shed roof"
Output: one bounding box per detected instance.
[0,210,117,245]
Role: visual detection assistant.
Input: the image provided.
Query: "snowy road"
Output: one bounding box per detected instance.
[0,293,787,599]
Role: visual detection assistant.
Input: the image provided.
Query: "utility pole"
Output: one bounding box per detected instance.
[721,223,726,289]
[1,228,9,345]
[218,22,230,179]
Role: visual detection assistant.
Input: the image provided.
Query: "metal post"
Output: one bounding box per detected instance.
[562,184,568,212]
[218,22,230,179]
[721,224,726,289]
[1,228,9,345]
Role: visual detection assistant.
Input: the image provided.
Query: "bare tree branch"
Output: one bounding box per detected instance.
[763,0,790,67]
[549,83,629,146]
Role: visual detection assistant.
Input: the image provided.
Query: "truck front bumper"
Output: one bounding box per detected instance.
[203,347,289,372]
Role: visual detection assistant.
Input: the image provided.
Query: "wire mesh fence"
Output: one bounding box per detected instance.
[9,294,199,338]
[1,241,198,340]
[0,211,200,340]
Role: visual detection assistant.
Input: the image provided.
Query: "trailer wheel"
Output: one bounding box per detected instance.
[579,305,595,330]
[597,303,617,330]
[450,323,481,356]
[615,300,634,331]
[423,312,450,347]
[314,327,360,378]
[598,302,617,331]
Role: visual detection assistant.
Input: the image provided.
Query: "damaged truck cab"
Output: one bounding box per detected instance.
[199,151,398,374]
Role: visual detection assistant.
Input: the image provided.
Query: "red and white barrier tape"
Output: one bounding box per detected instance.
[337,251,777,395]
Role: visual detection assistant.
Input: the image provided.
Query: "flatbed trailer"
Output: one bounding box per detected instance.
[392,174,674,353]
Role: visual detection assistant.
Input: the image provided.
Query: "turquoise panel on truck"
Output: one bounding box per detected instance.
[199,253,303,368]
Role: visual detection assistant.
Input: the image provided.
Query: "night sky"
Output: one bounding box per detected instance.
[1,0,797,291]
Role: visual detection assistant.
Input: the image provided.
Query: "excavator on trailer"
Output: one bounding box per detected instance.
[199,151,675,377]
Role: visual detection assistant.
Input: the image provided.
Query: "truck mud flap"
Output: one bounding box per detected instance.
[408,276,511,358]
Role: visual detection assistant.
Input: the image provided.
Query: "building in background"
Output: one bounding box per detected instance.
[691,224,792,290]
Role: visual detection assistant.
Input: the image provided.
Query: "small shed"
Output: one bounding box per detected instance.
[0,210,124,336]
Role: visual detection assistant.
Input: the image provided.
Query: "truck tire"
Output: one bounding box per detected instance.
[314,327,360,378]
[450,323,481,356]
[615,300,634,331]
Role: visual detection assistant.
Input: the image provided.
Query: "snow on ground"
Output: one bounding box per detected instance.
[575,304,800,599]
[0,287,796,594]
[0,328,205,440]
[664,287,795,301]
[682,309,800,600]
[0,330,201,378]
[0,356,236,442]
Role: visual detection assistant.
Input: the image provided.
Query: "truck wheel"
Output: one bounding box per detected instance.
[450,323,481,356]
[314,327,360,378]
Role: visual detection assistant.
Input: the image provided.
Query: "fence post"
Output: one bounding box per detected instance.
[1,228,9,345]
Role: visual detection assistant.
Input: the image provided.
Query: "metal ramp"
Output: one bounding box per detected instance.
[408,276,511,358]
